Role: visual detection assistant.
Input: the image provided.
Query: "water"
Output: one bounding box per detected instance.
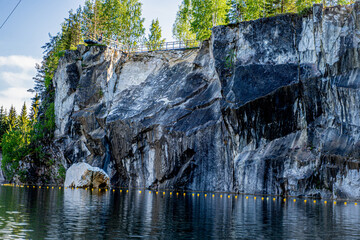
[0,186,359,239]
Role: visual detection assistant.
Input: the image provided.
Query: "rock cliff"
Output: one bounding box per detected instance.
[54,4,360,199]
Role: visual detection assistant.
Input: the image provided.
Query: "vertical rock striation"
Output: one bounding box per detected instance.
[54,4,360,199]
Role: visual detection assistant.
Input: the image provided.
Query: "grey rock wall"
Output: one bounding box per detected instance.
[53,3,360,199]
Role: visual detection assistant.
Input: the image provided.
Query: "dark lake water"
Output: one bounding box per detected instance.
[0,185,359,239]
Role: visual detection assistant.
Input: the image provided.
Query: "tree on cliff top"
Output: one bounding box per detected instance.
[84,0,145,50]
[173,0,196,42]
[191,0,230,40]
[173,0,229,41]
[145,19,166,51]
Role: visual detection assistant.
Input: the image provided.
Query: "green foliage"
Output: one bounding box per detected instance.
[225,49,237,69]
[1,130,30,180]
[45,102,55,135]
[98,89,104,98]
[57,165,66,180]
[83,0,145,51]
[191,0,230,40]
[145,18,166,51]
[0,106,8,146]
[173,0,229,41]
[226,0,354,23]
[173,0,196,42]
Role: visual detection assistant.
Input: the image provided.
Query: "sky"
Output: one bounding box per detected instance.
[0,0,181,113]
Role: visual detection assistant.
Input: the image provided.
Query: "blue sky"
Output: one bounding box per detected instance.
[0,0,180,112]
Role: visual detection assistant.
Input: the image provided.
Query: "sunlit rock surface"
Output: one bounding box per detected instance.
[64,162,110,188]
[54,4,360,199]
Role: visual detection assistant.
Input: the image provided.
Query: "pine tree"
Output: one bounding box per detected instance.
[7,106,17,130]
[145,19,166,51]
[0,106,8,143]
[61,7,83,50]
[19,102,29,128]
[30,94,40,122]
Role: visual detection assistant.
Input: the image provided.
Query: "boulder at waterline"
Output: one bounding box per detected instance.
[64,162,110,188]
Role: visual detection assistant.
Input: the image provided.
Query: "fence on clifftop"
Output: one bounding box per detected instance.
[86,34,200,53]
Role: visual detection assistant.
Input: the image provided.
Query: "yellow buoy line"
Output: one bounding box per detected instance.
[1,183,359,205]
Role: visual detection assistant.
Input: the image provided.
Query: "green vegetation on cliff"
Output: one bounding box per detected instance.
[173,0,355,41]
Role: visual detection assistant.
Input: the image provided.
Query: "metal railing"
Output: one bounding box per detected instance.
[86,34,200,53]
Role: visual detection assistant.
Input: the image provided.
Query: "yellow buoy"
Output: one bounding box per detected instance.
[235,195,237,199]
[192,193,195,196]
[273,198,276,201]
[212,194,215,197]
[126,190,129,193]
[266,197,269,200]
[304,200,307,203]
[228,195,230,199]
[149,191,151,194]
[205,194,207,197]
[220,195,223,198]
[65,187,67,189]
[99,189,101,191]
[139,190,141,193]
[334,201,337,205]
[261,197,264,201]
[170,192,172,195]
[355,203,358,206]
[163,192,165,195]
[183,193,186,196]
[344,202,347,205]
[197,194,200,197]
[324,201,327,204]
[27,186,29,188]
[59,187,61,190]
[39,186,41,189]
[313,200,316,203]
[52,187,54,189]
[120,190,122,192]
[85,188,87,190]
[105,189,108,191]
[33,186,35,188]
[254,197,257,200]
[156,191,158,194]
[246,196,249,199]
[293,199,296,202]
[47,186,49,189]
[72,188,74,190]
[113,189,115,192]
[176,192,179,195]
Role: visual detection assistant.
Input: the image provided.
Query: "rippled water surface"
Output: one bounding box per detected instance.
[0,186,360,239]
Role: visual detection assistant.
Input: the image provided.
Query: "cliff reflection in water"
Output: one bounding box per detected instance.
[0,186,360,239]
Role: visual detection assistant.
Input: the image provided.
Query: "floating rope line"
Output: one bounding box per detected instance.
[1,183,360,205]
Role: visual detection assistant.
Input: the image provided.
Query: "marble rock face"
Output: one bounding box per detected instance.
[64,162,110,188]
[54,4,360,199]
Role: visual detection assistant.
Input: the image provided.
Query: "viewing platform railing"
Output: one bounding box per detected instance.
[86,35,200,53]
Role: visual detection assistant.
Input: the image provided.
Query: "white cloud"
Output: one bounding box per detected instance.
[0,88,33,113]
[0,55,40,72]
[0,55,40,112]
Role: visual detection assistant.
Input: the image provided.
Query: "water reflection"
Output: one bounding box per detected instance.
[0,186,359,239]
